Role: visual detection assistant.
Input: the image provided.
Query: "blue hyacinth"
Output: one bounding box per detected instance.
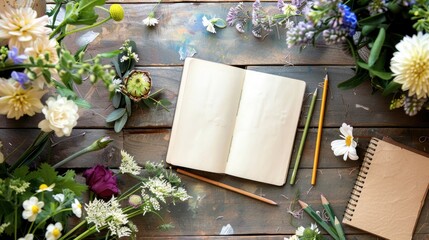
[338,3,357,36]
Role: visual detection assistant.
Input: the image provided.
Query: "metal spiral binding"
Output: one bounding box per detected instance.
[343,138,380,222]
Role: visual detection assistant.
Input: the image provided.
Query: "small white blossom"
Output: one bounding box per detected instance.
[120,55,129,62]
[53,194,65,203]
[282,4,298,16]
[36,183,55,193]
[331,123,359,161]
[119,150,142,175]
[9,179,30,194]
[295,226,305,236]
[72,198,82,218]
[22,196,44,222]
[284,236,299,240]
[202,16,216,33]
[18,234,33,240]
[143,12,159,26]
[45,222,62,240]
[85,197,128,233]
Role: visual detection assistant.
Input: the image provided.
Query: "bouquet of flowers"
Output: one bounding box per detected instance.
[285,0,429,116]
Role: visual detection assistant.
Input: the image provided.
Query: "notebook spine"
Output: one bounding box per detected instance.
[343,137,379,222]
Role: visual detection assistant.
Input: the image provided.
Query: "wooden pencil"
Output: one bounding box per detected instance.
[311,74,328,185]
[177,169,278,206]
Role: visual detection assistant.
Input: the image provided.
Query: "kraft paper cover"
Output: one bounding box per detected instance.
[343,137,429,240]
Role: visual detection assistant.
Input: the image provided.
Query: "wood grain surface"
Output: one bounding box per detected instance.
[2,1,428,239]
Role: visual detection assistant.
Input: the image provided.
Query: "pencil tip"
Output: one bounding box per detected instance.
[298,200,307,208]
[320,194,328,204]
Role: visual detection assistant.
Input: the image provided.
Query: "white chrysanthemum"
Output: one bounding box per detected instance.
[0,79,47,120]
[119,150,142,175]
[36,183,55,193]
[0,6,51,51]
[72,198,82,218]
[18,233,33,240]
[0,141,3,164]
[53,194,65,203]
[202,16,216,33]
[38,95,79,137]
[142,12,159,27]
[330,123,359,161]
[45,222,62,240]
[22,196,44,222]
[391,32,429,99]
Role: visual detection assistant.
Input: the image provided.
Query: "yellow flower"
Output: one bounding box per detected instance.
[0,6,51,51]
[36,183,55,193]
[0,79,47,120]
[391,32,429,99]
[110,4,124,21]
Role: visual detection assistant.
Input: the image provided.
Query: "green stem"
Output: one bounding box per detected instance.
[59,220,87,240]
[14,195,17,240]
[56,17,112,42]
[117,181,142,201]
[9,132,51,172]
[52,146,95,168]
[32,208,73,235]
[0,63,56,72]
[49,3,63,30]
[72,225,97,240]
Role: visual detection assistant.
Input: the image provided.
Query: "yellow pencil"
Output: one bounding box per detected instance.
[311,74,328,185]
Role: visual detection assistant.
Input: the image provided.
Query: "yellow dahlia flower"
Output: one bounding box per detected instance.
[0,79,47,120]
[0,6,51,52]
[391,32,429,99]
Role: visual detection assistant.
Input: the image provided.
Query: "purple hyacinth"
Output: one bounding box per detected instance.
[252,0,262,25]
[8,47,27,64]
[338,3,357,36]
[11,71,29,87]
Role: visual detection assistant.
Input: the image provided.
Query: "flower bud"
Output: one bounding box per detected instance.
[110,4,124,21]
[121,70,152,102]
[128,194,143,207]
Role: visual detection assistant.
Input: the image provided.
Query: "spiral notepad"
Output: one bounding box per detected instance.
[343,137,429,240]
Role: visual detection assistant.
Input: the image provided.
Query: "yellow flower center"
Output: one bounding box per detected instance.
[31,205,39,214]
[53,228,61,237]
[11,92,30,112]
[77,203,82,209]
[345,136,353,147]
[39,184,48,190]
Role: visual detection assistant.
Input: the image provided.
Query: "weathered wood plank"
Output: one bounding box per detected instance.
[3,128,429,169]
[1,66,427,129]
[115,168,429,237]
[62,3,354,66]
[131,235,429,240]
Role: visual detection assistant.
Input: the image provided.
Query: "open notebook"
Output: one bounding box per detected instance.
[166,58,306,186]
[343,137,429,239]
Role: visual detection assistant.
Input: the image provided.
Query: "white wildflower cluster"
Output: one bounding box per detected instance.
[85,197,131,238]
[284,223,321,240]
[119,39,139,63]
[119,150,142,175]
[9,179,30,194]
[0,222,10,234]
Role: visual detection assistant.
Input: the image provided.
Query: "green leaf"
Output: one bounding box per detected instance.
[112,92,123,108]
[337,68,370,89]
[37,163,58,184]
[74,98,92,108]
[98,50,121,59]
[125,96,132,116]
[362,25,377,36]
[369,69,392,80]
[368,28,386,67]
[42,69,52,82]
[57,170,87,196]
[357,61,370,70]
[106,108,126,122]
[112,59,122,78]
[382,81,401,96]
[358,13,386,26]
[56,86,77,98]
[114,114,128,132]
[13,166,29,179]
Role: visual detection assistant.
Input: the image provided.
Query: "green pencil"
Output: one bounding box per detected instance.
[290,88,318,185]
[298,200,339,240]
[321,195,346,240]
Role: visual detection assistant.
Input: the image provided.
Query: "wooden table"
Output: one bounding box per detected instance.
[2,1,429,239]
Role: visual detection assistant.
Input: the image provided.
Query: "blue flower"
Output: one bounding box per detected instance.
[338,3,357,36]
[11,71,29,87]
[8,47,27,64]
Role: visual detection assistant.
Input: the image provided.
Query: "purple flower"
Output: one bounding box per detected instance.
[252,0,262,25]
[277,0,285,11]
[83,165,119,199]
[8,47,27,64]
[11,71,29,87]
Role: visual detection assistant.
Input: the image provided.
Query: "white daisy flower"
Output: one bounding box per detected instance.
[331,123,359,161]
[53,193,65,203]
[391,32,429,99]
[72,198,82,218]
[36,183,55,193]
[45,222,62,240]
[18,234,33,240]
[22,196,44,222]
[202,16,216,33]
[143,12,159,27]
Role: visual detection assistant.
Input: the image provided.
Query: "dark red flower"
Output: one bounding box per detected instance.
[83,165,119,199]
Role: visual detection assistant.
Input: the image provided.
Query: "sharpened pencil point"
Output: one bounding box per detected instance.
[298,200,308,208]
[320,194,328,205]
